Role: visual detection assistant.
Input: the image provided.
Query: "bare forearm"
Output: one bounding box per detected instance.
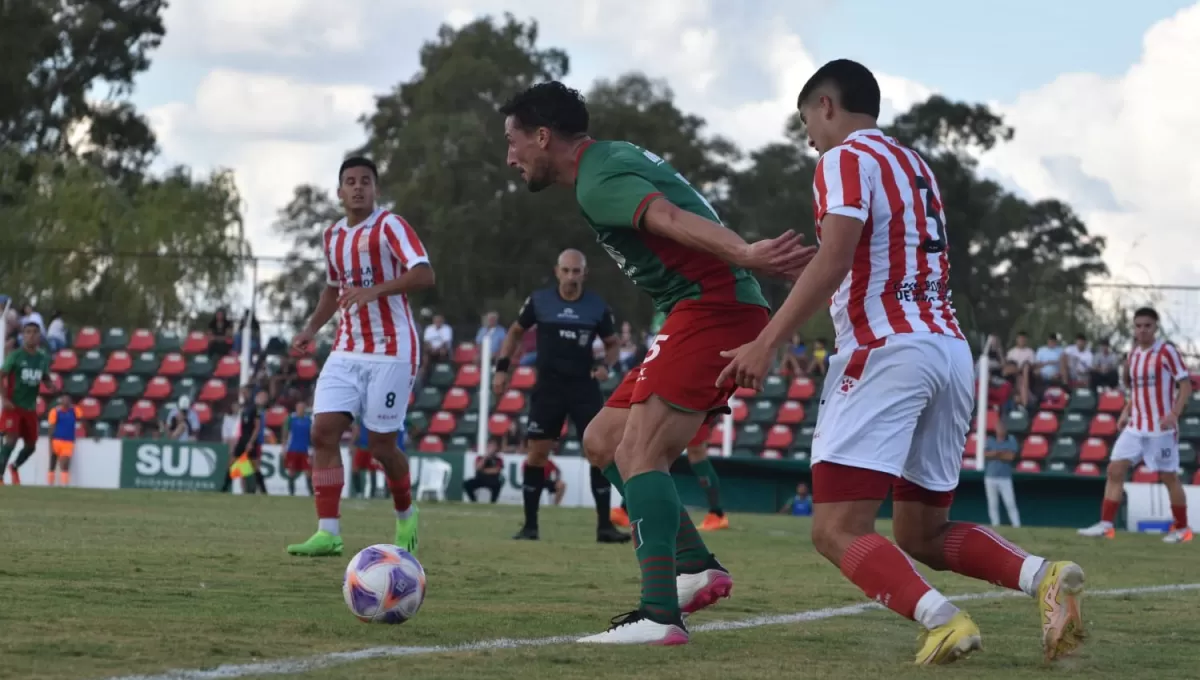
[304,287,340,335]
[603,338,619,367]
[761,254,850,349]
[1174,381,1193,417]
[496,325,525,363]
[374,263,435,298]
[642,200,748,266]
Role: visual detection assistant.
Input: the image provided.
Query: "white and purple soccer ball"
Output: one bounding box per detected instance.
[343,544,426,624]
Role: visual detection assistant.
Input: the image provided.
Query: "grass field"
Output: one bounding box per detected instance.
[2,488,1199,680]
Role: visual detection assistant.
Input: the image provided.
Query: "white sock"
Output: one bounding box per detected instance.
[1020,556,1049,596]
[318,518,341,535]
[395,507,413,520]
[1099,520,1113,530]
[914,590,959,630]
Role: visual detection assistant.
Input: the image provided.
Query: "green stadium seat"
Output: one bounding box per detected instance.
[77,350,105,374]
[748,399,778,425]
[1003,409,1030,435]
[1186,393,1200,417]
[1058,411,1089,438]
[1048,437,1079,465]
[1067,388,1097,412]
[100,398,129,422]
[428,363,455,388]
[129,352,159,376]
[170,377,197,402]
[735,423,765,449]
[761,374,787,400]
[406,410,430,434]
[63,373,89,398]
[560,439,583,456]
[38,420,49,436]
[155,330,182,353]
[794,426,815,452]
[414,386,444,411]
[92,421,114,438]
[790,446,810,461]
[1180,416,1200,441]
[1179,441,1197,468]
[803,402,819,426]
[186,354,213,378]
[454,411,479,437]
[102,328,128,352]
[116,375,145,399]
[731,447,755,458]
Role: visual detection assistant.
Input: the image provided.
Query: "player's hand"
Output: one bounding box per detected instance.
[1161,412,1179,431]
[740,231,818,279]
[1117,412,1130,431]
[339,285,381,309]
[592,365,610,382]
[716,339,774,392]
[290,329,316,357]
[492,370,509,395]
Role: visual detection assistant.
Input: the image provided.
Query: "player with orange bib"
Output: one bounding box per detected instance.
[501,82,811,645]
[47,396,82,486]
[1,320,52,485]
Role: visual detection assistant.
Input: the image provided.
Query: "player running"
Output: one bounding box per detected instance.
[1078,307,1193,543]
[500,82,812,645]
[1,320,52,485]
[717,59,1085,664]
[283,401,313,496]
[287,156,433,557]
[47,396,82,486]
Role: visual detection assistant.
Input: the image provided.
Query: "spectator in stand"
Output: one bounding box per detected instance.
[2,298,17,351]
[19,305,44,347]
[517,322,537,367]
[1034,333,1066,391]
[780,482,813,516]
[780,332,809,377]
[475,311,505,363]
[1063,334,1093,387]
[810,338,829,377]
[162,396,201,442]
[46,311,67,352]
[464,439,504,503]
[208,307,234,359]
[983,420,1021,528]
[1091,340,1120,390]
[421,313,453,381]
[1004,331,1036,368]
[617,322,639,373]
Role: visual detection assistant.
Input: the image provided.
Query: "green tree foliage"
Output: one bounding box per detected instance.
[262,185,343,332]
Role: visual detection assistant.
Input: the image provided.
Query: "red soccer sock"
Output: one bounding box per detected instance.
[1100,498,1120,524]
[942,523,1026,591]
[313,467,344,520]
[389,474,413,513]
[840,533,932,620]
[1172,504,1189,530]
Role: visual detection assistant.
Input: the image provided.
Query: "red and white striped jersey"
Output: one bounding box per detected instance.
[812,128,964,351]
[323,207,429,363]
[1126,340,1186,433]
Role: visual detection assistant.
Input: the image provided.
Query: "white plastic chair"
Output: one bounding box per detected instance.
[417,458,451,502]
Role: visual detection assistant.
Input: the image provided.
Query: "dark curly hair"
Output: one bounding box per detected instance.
[500,81,589,136]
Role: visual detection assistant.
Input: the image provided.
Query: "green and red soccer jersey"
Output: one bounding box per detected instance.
[574,140,769,314]
[2,347,49,411]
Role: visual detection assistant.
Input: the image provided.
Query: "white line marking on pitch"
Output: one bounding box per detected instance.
[103,583,1200,680]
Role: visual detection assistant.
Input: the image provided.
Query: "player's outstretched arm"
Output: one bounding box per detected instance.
[491,322,526,394]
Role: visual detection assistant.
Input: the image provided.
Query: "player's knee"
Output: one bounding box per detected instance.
[581,423,615,468]
[810,522,844,562]
[1105,460,1128,484]
[524,444,551,466]
[311,423,340,450]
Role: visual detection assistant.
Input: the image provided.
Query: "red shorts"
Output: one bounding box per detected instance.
[284,450,310,473]
[352,448,380,471]
[689,423,712,448]
[608,300,769,417]
[1,407,37,446]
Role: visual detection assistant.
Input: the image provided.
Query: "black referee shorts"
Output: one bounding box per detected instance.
[525,379,604,441]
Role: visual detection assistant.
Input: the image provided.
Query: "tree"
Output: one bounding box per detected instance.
[263,185,343,331]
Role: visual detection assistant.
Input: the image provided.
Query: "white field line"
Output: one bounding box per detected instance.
[103,582,1200,680]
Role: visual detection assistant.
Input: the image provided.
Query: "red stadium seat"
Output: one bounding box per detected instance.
[1020,435,1050,460]
[127,329,155,353]
[1132,466,1159,483]
[265,405,288,429]
[1089,413,1117,438]
[510,366,536,390]
[73,327,101,351]
[89,374,117,398]
[295,357,318,381]
[488,413,511,437]
[143,376,172,400]
[729,398,748,423]
[986,409,1000,433]
[74,422,87,439]
[36,396,46,417]
[213,355,241,379]
[418,435,445,453]
[131,400,158,423]
[192,402,212,424]
[454,364,481,388]
[427,411,456,436]
[1030,411,1059,435]
[119,422,142,438]
[51,349,78,373]
[40,372,63,396]
[961,457,978,471]
[158,353,186,377]
[441,387,470,412]
[496,390,526,414]
[103,351,133,375]
[1079,437,1108,463]
[1074,463,1101,476]
[734,386,757,399]
[964,431,979,457]
[1016,460,1042,473]
[788,377,816,401]
[78,397,101,420]
[1097,389,1125,413]
[181,331,209,354]
[1192,469,1200,486]
[453,343,478,365]
[760,449,783,460]
[1040,387,1068,411]
[197,379,227,403]
[764,424,794,449]
[776,400,805,425]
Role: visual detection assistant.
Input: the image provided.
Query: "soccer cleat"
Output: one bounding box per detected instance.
[577,609,689,645]
[395,506,419,556]
[512,526,539,541]
[597,525,631,544]
[699,512,729,531]
[677,554,733,614]
[286,530,344,557]
[1076,522,1115,538]
[1038,561,1087,661]
[610,506,630,528]
[1163,527,1193,543]
[915,611,982,665]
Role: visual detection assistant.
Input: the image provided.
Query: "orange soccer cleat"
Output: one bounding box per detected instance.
[610,506,630,528]
[700,512,729,531]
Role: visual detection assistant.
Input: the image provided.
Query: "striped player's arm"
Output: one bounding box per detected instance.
[301,226,344,338]
[1164,344,1193,426]
[374,215,435,298]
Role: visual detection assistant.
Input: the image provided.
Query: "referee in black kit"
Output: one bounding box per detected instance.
[492,249,629,543]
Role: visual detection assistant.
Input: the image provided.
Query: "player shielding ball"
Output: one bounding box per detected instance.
[500,82,813,645]
[286,156,434,557]
[1,320,53,485]
[717,59,1085,664]
[1078,307,1192,542]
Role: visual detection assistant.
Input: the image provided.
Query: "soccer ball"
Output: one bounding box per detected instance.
[342,544,426,623]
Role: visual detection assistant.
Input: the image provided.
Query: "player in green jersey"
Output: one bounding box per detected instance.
[2,320,53,484]
[501,81,815,645]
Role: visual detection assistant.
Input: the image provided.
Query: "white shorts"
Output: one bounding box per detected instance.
[812,333,974,492]
[313,352,414,433]
[1111,429,1179,473]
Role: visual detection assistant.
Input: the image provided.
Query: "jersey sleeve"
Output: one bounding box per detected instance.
[577,171,663,229]
[516,295,537,330]
[322,226,340,286]
[1163,344,1188,382]
[596,305,616,339]
[813,148,871,224]
[382,215,431,269]
[48,409,58,426]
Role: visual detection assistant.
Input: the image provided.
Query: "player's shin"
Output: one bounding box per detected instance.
[624,471,683,622]
[312,465,344,535]
[838,532,956,628]
[941,523,1046,596]
[589,465,614,525]
[12,444,35,468]
[690,457,724,516]
[0,442,14,469]
[521,463,545,530]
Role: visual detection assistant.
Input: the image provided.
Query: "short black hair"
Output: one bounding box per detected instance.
[1134,306,1159,322]
[1017,330,1028,336]
[339,156,377,183]
[1075,333,1087,341]
[797,59,881,118]
[500,81,589,136]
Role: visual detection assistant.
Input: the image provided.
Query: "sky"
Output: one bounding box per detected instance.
[131,0,1200,338]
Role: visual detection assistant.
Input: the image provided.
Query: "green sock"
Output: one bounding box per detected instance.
[602,463,626,495]
[0,442,14,469]
[624,471,681,622]
[13,445,35,468]
[690,458,723,516]
[676,509,712,572]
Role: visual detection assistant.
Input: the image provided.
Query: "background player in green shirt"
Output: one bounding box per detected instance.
[500,81,815,645]
[2,320,53,484]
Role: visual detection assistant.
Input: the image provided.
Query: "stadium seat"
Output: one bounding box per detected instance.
[40,372,62,396]
[453,343,478,365]
[1020,435,1050,460]
[776,400,805,425]
[1047,461,1069,473]
[143,376,172,400]
[429,363,455,388]
[486,413,511,437]
[748,399,778,425]
[764,424,794,449]
[1089,413,1118,438]
[73,326,101,351]
[964,431,979,457]
[130,352,159,376]
[1132,466,1159,483]
[414,386,443,411]
[155,330,182,353]
[1097,389,1125,413]
[265,405,288,429]
[510,366,536,390]
[760,449,784,460]
[63,373,89,398]
[729,398,748,423]
[417,435,445,453]
[182,331,209,354]
[51,349,78,372]
[1039,386,1068,411]
[1079,437,1109,463]
[1068,388,1097,412]
[1049,437,1079,465]
[1179,441,1197,467]
[986,409,1000,433]
[295,357,318,381]
[706,421,731,446]
[116,375,145,399]
[495,389,526,414]
[441,387,471,412]
[454,364,481,388]
[103,350,133,375]
[1030,411,1059,435]
[1058,412,1089,438]
[198,379,227,403]
[427,411,456,436]
[790,446,810,461]
[100,398,128,421]
[961,457,979,471]
[401,409,427,434]
[1016,460,1042,473]
[213,355,241,379]
[788,377,816,401]
[170,377,197,402]
[1193,469,1200,486]
[78,397,101,420]
[186,354,213,378]
[761,375,788,400]
[794,426,815,452]
[158,353,186,377]
[117,422,140,438]
[131,400,157,423]
[1180,416,1200,441]
[1075,463,1101,476]
[192,402,212,425]
[127,329,155,353]
[89,374,117,398]
[560,439,583,456]
[78,350,105,374]
[734,386,757,399]
[36,396,46,417]
[1003,409,1029,435]
[732,447,756,458]
[102,328,128,352]
[442,436,470,455]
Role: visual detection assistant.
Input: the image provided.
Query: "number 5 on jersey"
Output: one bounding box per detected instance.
[644,335,670,363]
